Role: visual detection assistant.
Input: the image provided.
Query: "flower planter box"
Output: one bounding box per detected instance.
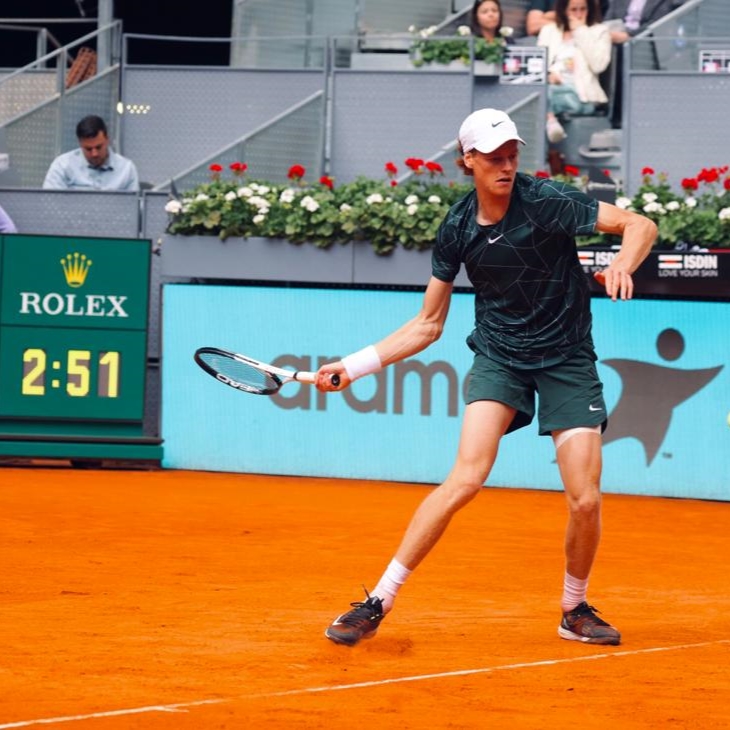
[159,235,472,288]
[473,61,501,76]
[160,235,354,283]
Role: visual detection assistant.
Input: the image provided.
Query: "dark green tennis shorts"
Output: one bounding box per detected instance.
[465,340,608,436]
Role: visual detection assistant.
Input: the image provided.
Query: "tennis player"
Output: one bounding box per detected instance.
[316,108,657,647]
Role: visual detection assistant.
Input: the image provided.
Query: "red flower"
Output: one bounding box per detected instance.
[535,170,550,179]
[425,161,444,175]
[724,178,730,191]
[641,166,654,176]
[229,162,247,176]
[319,175,334,189]
[390,180,398,187]
[209,163,223,173]
[564,164,580,178]
[681,177,699,190]
[384,161,398,177]
[287,164,306,180]
[697,167,719,184]
[404,157,425,173]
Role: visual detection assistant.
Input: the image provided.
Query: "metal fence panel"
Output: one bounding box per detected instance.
[4,100,59,187]
[167,92,325,191]
[0,189,140,238]
[329,69,473,183]
[122,68,325,187]
[624,72,730,195]
[0,71,56,126]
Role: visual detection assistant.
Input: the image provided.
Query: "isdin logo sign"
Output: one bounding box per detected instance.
[18,249,129,318]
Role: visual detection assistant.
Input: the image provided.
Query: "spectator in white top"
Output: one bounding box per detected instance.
[538,0,612,142]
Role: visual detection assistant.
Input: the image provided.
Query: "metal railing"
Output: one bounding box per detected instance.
[0,21,122,126]
[156,91,326,192]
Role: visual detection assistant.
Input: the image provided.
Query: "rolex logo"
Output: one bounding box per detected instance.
[60,252,92,288]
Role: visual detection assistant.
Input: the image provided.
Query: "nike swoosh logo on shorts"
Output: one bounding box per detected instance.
[589,404,602,412]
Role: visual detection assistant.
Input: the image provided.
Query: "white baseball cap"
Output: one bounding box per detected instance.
[458,108,525,154]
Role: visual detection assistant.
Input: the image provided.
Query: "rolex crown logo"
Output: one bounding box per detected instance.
[60,252,92,288]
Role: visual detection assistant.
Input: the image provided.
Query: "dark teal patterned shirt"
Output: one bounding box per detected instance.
[432,173,598,369]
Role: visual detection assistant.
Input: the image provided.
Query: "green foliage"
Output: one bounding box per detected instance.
[409,26,509,68]
[165,164,730,254]
[165,168,473,256]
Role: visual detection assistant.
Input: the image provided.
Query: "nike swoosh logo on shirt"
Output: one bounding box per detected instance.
[491,121,504,127]
[488,234,503,244]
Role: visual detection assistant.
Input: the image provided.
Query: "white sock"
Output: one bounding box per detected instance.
[373,558,412,613]
[561,572,589,612]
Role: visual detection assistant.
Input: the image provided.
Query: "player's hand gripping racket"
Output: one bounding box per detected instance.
[194,347,340,396]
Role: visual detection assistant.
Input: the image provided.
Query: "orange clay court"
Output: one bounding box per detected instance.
[0,466,728,729]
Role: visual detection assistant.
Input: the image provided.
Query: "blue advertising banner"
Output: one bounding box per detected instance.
[162,285,729,501]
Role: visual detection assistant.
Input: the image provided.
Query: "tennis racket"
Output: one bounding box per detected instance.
[194,347,340,396]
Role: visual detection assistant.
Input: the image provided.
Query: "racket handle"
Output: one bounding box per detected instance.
[331,373,340,387]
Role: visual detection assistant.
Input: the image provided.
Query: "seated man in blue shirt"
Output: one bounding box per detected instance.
[43,115,139,192]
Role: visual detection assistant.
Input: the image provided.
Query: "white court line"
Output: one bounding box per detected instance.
[1,639,728,728]
[0,700,226,729]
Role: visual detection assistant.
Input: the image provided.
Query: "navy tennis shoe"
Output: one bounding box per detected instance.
[325,589,384,646]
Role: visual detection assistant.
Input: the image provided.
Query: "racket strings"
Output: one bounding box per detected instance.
[200,352,280,394]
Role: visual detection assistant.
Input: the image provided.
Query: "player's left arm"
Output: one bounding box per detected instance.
[593,201,658,301]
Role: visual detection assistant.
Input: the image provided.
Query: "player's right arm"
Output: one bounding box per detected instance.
[316,276,454,391]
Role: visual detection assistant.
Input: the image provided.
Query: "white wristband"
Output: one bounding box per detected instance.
[342,345,382,382]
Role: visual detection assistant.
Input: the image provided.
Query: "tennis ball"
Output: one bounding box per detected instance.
[727,411,730,428]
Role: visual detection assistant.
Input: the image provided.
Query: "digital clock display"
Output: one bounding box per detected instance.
[0,234,151,425]
[0,326,146,420]
[22,348,121,398]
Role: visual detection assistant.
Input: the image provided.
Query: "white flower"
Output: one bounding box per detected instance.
[164,199,182,214]
[194,193,210,202]
[643,201,665,214]
[248,195,269,210]
[684,196,698,208]
[182,197,193,205]
[255,185,270,195]
[237,186,253,198]
[279,188,297,204]
[366,193,384,205]
[642,192,658,203]
[300,195,320,212]
[615,196,633,209]
[420,25,437,38]
[719,207,730,221]
[224,191,237,202]
[407,204,419,216]
[408,24,417,33]
[428,195,442,204]
[457,25,471,36]
[252,213,266,225]
[499,26,514,38]
[339,203,352,212]
[405,194,419,205]
[665,200,681,211]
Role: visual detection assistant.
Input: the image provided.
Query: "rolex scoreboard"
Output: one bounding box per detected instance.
[0,234,162,463]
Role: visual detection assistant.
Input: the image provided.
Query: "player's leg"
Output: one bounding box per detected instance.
[554,427,603,585]
[537,342,620,645]
[389,399,516,572]
[324,399,516,646]
[553,428,620,645]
